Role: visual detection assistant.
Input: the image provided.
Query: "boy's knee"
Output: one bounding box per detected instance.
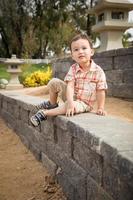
[47,78,63,92]
[48,78,60,87]
[47,78,66,101]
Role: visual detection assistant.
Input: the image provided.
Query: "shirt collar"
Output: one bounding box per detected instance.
[75,60,97,73]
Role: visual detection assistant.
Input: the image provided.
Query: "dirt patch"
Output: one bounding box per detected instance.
[105,97,133,123]
[0,87,132,200]
[0,118,66,200]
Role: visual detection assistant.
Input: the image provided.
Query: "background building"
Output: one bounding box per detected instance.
[90,0,133,52]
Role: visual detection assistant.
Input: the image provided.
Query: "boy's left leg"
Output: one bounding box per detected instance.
[48,78,67,104]
[30,110,47,127]
[30,100,92,127]
[35,78,67,110]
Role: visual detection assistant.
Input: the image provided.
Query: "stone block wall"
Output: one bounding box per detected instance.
[52,47,133,99]
[0,91,133,200]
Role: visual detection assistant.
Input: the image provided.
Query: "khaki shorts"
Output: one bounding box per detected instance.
[47,78,91,113]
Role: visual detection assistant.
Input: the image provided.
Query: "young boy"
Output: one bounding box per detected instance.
[30,33,107,127]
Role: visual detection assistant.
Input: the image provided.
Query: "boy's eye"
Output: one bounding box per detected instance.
[74,48,78,51]
[82,47,87,50]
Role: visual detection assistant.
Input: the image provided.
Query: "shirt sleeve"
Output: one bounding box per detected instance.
[64,65,75,82]
[96,68,108,90]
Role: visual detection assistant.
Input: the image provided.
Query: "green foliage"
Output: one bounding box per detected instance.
[0,64,10,80]
[0,0,32,57]
[122,32,132,48]
[0,0,93,58]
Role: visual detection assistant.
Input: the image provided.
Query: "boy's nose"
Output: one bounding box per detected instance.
[79,48,83,53]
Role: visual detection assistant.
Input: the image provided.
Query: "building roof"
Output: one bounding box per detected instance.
[90,0,133,12]
[105,0,133,4]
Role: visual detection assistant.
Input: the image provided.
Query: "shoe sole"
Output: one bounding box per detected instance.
[30,116,39,127]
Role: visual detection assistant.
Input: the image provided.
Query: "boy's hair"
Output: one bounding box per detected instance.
[70,33,93,50]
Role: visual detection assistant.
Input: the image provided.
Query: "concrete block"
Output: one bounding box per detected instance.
[17,120,47,153]
[52,57,74,80]
[93,57,113,71]
[93,49,116,57]
[54,116,69,131]
[107,83,113,96]
[117,151,133,200]
[123,69,133,83]
[29,143,41,161]
[103,163,119,199]
[106,70,123,84]
[101,138,133,170]
[46,141,62,165]
[101,142,118,168]
[18,134,30,149]
[115,47,133,56]
[46,141,87,199]
[112,83,133,99]
[102,150,133,200]
[46,142,87,183]
[114,55,133,70]
[41,117,55,141]
[87,175,114,200]
[7,102,14,115]
[1,110,16,131]
[67,120,100,152]
[56,127,72,157]
[73,138,102,184]
[13,104,20,119]
[1,100,8,111]
[118,151,133,187]
[117,180,133,200]
[17,120,39,145]
[57,166,87,200]
[57,172,75,200]
[20,107,29,123]
[42,152,57,177]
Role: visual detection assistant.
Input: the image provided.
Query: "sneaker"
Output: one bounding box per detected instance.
[30,110,47,127]
[36,100,58,110]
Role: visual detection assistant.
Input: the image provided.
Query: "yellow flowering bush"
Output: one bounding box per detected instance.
[23,67,52,87]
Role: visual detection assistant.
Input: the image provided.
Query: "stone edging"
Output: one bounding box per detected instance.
[0,91,133,200]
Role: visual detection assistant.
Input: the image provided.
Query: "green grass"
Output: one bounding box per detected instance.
[0,64,11,80]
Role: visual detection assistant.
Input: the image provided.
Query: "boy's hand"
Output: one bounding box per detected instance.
[66,101,75,117]
[96,108,107,116]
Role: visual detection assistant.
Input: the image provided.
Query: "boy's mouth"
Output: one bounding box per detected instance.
[79,55,85,59]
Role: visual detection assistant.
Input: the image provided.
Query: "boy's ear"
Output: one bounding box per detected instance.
[71,53,75,60]
[91,49,94,56]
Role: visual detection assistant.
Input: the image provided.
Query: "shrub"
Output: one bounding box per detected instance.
[23,67,52,87]
[19,63,51,85]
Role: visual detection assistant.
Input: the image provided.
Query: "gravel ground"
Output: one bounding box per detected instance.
[0,118,66,200]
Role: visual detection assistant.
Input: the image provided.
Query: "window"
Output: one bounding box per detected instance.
[98,13,104,22]
[111,12,124,20]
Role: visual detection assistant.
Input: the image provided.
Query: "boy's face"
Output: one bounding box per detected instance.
[71,38,94,65]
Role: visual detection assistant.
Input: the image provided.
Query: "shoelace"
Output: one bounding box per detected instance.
[35,110,47,123]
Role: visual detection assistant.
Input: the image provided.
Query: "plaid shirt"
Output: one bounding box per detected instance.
[64,60,107,107]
